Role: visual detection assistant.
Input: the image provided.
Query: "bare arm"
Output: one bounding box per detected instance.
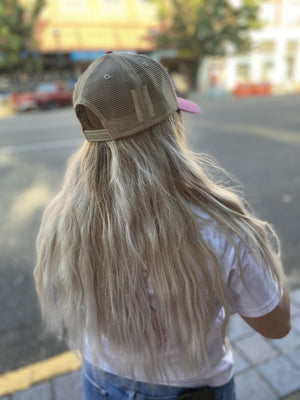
[241,286,291,339]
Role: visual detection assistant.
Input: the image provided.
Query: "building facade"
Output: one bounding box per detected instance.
[22,0,300,91]
[24,0,157,73]
[34,0,156,52]
[200,0,300,93]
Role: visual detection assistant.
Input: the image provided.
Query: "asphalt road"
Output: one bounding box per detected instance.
[0,95,299,375]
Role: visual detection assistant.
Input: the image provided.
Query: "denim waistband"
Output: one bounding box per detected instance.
[82,361,236,400]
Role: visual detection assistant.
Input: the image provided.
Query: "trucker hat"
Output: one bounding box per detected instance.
[73,52,201,142]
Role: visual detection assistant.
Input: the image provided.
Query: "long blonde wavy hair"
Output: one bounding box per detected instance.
[35,111,284,381]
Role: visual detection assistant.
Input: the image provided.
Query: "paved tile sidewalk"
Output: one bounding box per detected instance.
[233,287,300,400]
[2,288,300,400]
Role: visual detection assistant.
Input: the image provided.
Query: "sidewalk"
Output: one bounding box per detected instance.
[1,287,300,400]
[0,94,14,119]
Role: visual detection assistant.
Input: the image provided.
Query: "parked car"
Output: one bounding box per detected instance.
[11,81,74,111]
[11,91,38,111]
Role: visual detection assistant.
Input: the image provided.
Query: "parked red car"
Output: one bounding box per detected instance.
[11,81,73,111]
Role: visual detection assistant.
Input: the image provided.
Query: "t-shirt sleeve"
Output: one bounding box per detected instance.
[195,208,282,319]
[224,238,281,318]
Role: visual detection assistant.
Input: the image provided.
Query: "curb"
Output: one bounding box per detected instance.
[0,351,82,397]
[0,108,14,119]
[0,95,14,119]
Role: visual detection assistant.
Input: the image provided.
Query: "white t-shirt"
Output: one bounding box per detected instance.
[85,207,281,387]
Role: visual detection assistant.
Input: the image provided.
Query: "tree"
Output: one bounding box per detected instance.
[0,0,45,73]
[153,0,262,89]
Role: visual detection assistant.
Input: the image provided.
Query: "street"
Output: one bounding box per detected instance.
[0,95,299,375]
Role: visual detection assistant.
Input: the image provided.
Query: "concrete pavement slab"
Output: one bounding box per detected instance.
[282,392,300,400]
[12,381,52,400]
[233,333,280,365]
[229,314,253,341]
[53,370,83,400]
[232,349,250,374]
[292,314,300,334]
[291,301,300,317]
[290,289,300,317]
[290,288,300,306]
[235,369,278,400]
[258,355,300,397]
[271,330,300,353]
[286,348,300,369]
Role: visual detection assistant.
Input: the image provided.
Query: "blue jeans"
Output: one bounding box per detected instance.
[82,361,236,400]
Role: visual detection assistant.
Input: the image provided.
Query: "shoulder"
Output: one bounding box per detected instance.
[190,205,281,317]
[190,205,259,279]
[190,205,235,264]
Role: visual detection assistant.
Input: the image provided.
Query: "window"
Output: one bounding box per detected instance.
[286,56,295,80]
[262,61,274,81]
[260,41,276,54]
[237,63,250,81]
[287,41,298,55]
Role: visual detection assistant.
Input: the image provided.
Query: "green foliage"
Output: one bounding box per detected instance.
[154,0,262,57]
[0,0,45,73]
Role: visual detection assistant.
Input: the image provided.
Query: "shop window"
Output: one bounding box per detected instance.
[287,41,297,55]
[262,61,273,81]
[286,56,295,80]
[237,64,250,81]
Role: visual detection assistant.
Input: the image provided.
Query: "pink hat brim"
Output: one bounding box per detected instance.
[177,96,201,114]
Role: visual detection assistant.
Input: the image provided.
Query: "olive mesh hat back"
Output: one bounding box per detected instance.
[73,53,179,141]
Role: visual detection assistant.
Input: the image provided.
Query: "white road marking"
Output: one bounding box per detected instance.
[0,138,84,154]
